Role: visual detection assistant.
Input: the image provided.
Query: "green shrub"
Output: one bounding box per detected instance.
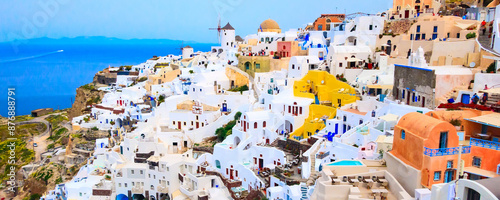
[466,32,476,39]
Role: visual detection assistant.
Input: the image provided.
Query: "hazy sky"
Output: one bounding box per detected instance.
[0,0,393,43]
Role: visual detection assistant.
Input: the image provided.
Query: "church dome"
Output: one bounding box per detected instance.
[260,19,280,30]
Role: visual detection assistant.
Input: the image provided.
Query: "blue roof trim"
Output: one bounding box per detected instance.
[395,64,434,72]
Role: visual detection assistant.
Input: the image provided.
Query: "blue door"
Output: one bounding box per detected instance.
[444,170,454,183]
[461,94,470,104]
[335,124,338,135]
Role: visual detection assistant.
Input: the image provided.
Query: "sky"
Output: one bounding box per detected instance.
[0,0,393,44]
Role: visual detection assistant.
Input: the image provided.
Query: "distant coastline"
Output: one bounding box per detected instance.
[0,37,217,116]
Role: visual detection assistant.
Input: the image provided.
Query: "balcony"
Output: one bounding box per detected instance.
[470,138,500,150]
[157,185,168,194]
[131,185,144,194]
[424,146,471,157]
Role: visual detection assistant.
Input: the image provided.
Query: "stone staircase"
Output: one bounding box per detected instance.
[486,93,500,106]
[436,85,470,105]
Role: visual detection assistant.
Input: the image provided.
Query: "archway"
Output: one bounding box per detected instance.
[244,62,251,70]
[346,36,357,46]
[386,40,392,55]
[234,136,241,146]
[132,194,145,200]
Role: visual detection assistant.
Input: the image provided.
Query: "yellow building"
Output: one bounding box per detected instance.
[145,67,181,92]
[258,19,281,33]
[290,71,358,140]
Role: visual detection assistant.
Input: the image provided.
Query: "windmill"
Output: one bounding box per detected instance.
[209,14,222,43]
[175,41,184,55]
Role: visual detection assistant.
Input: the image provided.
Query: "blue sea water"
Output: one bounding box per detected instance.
[0,38,215,116]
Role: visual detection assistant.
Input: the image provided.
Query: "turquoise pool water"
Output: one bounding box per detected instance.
[328,160,363,166]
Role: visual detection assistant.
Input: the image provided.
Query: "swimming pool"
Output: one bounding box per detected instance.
[327,160,363,166]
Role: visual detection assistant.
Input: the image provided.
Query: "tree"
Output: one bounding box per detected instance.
[486,62,497,73]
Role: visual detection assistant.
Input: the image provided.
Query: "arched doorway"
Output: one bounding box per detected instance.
[234,136,241,146]
[386,40,392,55]
[244,62,251,70]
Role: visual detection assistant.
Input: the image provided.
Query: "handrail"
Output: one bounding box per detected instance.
[423,146,471,157]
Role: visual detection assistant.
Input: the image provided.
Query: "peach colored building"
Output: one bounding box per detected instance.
[276,41,301,58]
[389,0,441,19]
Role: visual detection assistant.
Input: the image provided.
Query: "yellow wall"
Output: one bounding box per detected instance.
[290,71,358,140]
[225,67,249,88]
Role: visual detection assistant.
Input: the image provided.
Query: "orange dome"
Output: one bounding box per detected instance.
[260,19,280,30]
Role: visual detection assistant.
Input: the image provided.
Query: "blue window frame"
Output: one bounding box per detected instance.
[434,171,441,181]
[473,157,481,167]
[432,34,438,40]
[433,26,438,32]
[416,25,421,33]
[401,130,406,139]
[421,34,426,40]
[447,161,453,169]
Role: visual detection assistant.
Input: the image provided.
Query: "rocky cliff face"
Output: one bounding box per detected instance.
[68,85,105,120]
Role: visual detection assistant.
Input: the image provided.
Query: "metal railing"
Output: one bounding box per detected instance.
[424,146,471,157]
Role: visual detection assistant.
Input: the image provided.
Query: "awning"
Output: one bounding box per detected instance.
[464,167,500,178]
[465,113,500,128]
[378,114,399,122]
[346,58,362,62]
[366,84,393,89]
[455,21,478,30]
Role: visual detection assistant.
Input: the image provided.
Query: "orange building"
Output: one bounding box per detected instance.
[462,113,500,180]
[391,112,500,189]
[310,14,344,31]
[392,112,464,188]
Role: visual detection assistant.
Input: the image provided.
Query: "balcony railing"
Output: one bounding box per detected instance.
[424,146,471,157]
[470,138,500,150]
[316,151,330,160]
[131,185,144,194]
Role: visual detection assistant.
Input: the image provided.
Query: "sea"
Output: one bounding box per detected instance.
[0,37,215,116]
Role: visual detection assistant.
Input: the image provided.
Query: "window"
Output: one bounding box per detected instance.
[369,25,373,30]
[255,63,261,69]
[434,171,441,181]
[473,157,481,167]
[410,34,414,40]
[401,130,406,139]
[447,33,450,38]
[131,170,134,174]
[415,34,421,40]
[416,25,421,33]
[214,159,221,169]
[292,64,295,69]
[457,33,460,38]
[359,120,363,124]
[343,116,347,122]
[119,183,122,187]
[254,122,257,129]
[140,170,143,174]
[125,183,127,187]
[421,34,426,40]
[433,26,438,32]
[447,160,453,169]
[318,25,323,31]
[263,121,266,127]
[339,63,343,67]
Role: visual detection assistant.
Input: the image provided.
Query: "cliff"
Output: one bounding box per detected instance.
[68,84,105,120]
